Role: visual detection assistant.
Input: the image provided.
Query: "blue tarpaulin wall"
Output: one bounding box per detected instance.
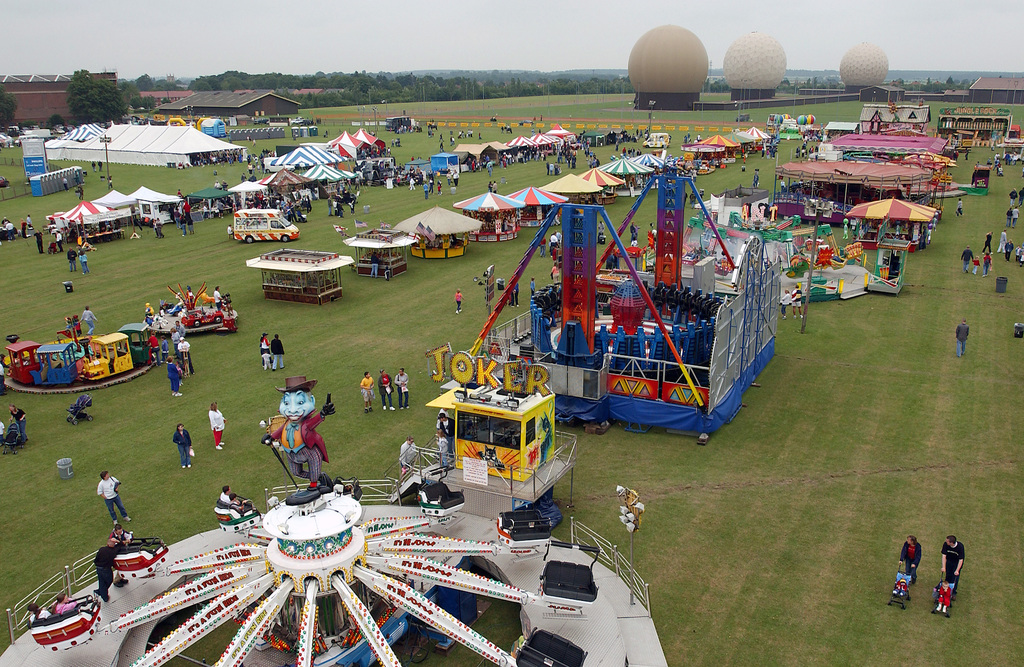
[430,152,459,173]
[556,338,774,433]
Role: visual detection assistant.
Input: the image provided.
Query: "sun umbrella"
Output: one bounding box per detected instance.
[580,168,626,187]
[846,198,938,222]
[508,187,569,206]
[631,154,665,169]
[698,134,740,148]
[600,159,653,176]
[453,192,526,212]
[505,135,537,148]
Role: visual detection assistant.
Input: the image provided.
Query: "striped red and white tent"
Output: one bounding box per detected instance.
[353,129,385,148]
[546,124,575,139]
[48,201,111,223]
[532,134,560,146]
[505,135,537,148]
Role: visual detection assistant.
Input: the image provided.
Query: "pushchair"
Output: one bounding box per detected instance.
[887,571,912,609]
[2,422,24,454]
[67,394,93,425]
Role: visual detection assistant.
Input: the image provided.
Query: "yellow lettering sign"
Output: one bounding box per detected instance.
[450,351,474,384]
[425,343,452,382]
[475,357,500,388]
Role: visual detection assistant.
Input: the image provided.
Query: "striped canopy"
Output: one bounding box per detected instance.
[744,126,771,140]
[580,167,625,187]
[508,187,568,206]
[630,153,665,168]
[303,164,355,182]
[506,135,536,147]
[545,124,575,138]
[453,192,526,211]
[847,198,938,222]
[600,158,653,176]
[353,129,384,147]
[48,201,111,222]
[532,134,560,146]
[63,123,105,142]
[269,145,340,168]
[698,134,740,148]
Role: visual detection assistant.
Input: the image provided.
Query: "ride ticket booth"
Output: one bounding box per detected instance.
[428,386,555,483]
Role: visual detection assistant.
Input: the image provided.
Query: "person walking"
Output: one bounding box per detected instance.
[983,231,993,253]
[67,247,78,272]
[80,306,97,335]
[955,318,969,358]
[270,334,285,371]
[940,535,965,599]
[209,402,226,450]
[395,367,409,409]
[955,198,963,217]
[173,423,193,468]
[1005,238,1015,262]
[359,371,375,413]
[97,470,131,523]
[55,230,63,252]
[93,537,122,603]
[177,336,193,376]
[511,281,520,307]
[999,230,1007,253]
[34,231,43,254]
[399,435,417,474]
[259,333,271,367]
[167,355,182,396]
[378,369,394,410]
[8,404,26,443]
[983,251,992,276]
[1014,206,1020,229]
[961,245,973,273]
[899,535,922,585]
[79,250,89,274]
[454,289,463,314]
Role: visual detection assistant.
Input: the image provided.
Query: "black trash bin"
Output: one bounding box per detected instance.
[1014,323,1023,338]
[496,278,506,291]
[63,281,73,293]
[996,276,1008,293]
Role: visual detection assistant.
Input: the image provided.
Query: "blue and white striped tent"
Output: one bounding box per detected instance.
[268,145,340,168]
[630,153,665,169]
[63,124,105,142]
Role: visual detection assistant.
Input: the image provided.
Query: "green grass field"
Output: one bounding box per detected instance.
[1,97,1023,666]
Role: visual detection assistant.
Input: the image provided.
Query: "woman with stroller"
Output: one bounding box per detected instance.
[899,535,921,585]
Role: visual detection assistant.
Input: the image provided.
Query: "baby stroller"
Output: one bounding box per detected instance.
[67,394,93,425]
[887,571,912,609]
[2,422,24,454]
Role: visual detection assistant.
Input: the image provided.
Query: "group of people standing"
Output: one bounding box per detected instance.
[359,368,410,413]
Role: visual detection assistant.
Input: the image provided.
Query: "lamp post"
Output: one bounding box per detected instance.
[616,485,645,605]
[371,106,378,134]
[647,100,655,137]
[801,196,834,334]
[100,135,112,189]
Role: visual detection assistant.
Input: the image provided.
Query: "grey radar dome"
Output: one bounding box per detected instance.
[840,42,889,87]
[723,32,787,91]
[629,25,709,110]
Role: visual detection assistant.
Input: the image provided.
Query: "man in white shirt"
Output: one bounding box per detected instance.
[97,471,131,523]
[399,436,416,473]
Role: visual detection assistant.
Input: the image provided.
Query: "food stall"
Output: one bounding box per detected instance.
[342,229,416,278]
[454,192,525,242]
[245,249,354,305]
[392,206,480,259]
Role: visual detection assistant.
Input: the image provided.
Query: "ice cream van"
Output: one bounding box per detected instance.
[231,209,300,243]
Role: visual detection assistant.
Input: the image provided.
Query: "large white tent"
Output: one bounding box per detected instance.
[45,124,246,167]
[130,186,181,203]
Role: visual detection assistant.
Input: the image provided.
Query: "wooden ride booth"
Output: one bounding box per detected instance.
[428,387,556,483]
[342,229,415,279]
[866,238,913,295]
[580,168,625,206]
[393,205,481,259]
[454,192,525,242]
[245,249,354,305]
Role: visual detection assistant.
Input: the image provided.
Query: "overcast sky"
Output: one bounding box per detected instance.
[6,0,1022,80]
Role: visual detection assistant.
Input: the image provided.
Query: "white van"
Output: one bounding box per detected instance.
[643,133,671,149]
[232,209,300,243]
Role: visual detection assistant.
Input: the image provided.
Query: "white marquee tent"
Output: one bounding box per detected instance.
[45,124,246,167]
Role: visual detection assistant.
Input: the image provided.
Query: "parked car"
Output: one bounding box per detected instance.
[0,176,9,188]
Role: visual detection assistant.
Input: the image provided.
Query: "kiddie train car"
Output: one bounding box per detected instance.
[80,333,133,381]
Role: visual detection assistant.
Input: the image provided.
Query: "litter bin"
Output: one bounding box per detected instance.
[996,276,1008,293]
[496,277,506,291]
[63,281,74,293]
[57,458,74,480]
[1014,323,1024,338]
[363,205,370,214]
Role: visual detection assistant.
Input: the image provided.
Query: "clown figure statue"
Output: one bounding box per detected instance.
[263,376,335,488]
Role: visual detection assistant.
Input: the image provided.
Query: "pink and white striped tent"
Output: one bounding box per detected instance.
[505,135,537,148]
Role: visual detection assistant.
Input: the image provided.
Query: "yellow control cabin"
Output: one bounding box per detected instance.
[429,387,555,482]
[80,333,133,380]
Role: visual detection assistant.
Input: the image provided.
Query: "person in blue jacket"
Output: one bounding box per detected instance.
[899,535,922,584]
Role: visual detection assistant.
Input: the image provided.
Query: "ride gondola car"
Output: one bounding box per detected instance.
[28,595,101,651]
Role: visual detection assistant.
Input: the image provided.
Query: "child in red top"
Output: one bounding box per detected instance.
[932,580,951,617]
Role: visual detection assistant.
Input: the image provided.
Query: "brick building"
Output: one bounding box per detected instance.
[1,72,118,123]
